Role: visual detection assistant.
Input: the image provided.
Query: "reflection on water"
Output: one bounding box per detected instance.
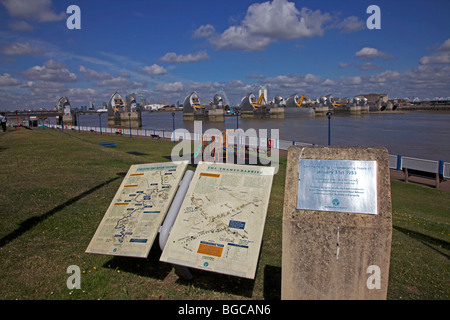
[72,111,450,161]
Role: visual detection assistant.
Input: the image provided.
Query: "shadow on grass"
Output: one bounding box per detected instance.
[263,265,281,300]
[393,226,450,259]
[102,237,172,280]
[103,235,259,298]
[174,268,256,298]
[0,172,126,248]
[126,151,149,156]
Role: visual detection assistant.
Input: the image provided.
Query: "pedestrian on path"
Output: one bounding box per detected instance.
[0,112,7,132]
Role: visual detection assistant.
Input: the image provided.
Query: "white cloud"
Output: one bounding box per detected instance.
[420,52,450,65]
[23,60,77,82]
[79,65,113,81]
[305,73,321,84]
[246,73,266,79]
[243,2,330,40]
[357,62,381,70]
[209,26,272,51]
[193,24,216,38]
[159,51,209,63]
[333,16,365,33]
[25,80,66,94]
[339,76,362,85]
[197,0,331,51]
[322,79,336,86]
[2,0,66,22]
[368,70,401,83]
[437,38,450,51]
[154,81,184,92]
[93,77,147,89]
[8,20,33,31]
[67,87,97,97]
[1,42,42,56]
[355,47,393,60]
[142,64,168,75]
[0,73,22,86]
[419,38,450,65]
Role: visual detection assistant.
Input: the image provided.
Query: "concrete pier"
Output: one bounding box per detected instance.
[182,109,224,122]
[269,107,285,119]
[108,111,142,128]
[207,109,225,122]
[314,106,329,116]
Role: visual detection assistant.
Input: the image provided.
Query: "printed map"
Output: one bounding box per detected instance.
[160,161,274,279]
[86,161,188,258]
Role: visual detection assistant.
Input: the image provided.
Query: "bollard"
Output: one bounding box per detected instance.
[396,154,402,171]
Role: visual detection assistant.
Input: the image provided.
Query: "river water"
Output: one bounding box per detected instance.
[73,110,450,161]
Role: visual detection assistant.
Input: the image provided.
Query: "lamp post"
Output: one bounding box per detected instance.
[326,111,333,146]
[128,112,132,138]
[98,113,102,135]
[171,112,175,143]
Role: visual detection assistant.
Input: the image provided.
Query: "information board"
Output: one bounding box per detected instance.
[86,161,188,258]
[160,161,275,279]
[297,159,377,215]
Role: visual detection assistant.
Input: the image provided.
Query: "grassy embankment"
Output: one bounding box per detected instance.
[0,128,448,300]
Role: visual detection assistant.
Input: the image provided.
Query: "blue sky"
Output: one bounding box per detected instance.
[0,0,449,110]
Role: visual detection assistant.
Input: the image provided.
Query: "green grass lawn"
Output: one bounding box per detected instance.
[0,128,448,300]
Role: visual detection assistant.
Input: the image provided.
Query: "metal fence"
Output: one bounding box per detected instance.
[52,124,450,179]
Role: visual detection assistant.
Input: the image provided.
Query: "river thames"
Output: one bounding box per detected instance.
[74,110,450,162]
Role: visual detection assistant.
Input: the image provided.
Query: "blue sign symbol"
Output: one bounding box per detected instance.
[203,262,209,267]
[332,198,340,206]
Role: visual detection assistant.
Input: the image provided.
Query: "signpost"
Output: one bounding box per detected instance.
[282,146,393,299]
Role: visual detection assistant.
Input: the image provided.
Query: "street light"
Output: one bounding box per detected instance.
[128,112,132,138]
[326,111,333,146]
[171,112,175,143]
[98,113,102,135]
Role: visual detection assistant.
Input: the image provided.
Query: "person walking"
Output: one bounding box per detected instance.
[0,112,7,132]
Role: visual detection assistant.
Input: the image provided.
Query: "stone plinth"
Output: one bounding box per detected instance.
[282,146,392,300]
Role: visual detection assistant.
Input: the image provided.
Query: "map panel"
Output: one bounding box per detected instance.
[86,161,188,258]
[160,161,275,279]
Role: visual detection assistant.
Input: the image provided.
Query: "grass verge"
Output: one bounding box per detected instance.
[0,128,448,300]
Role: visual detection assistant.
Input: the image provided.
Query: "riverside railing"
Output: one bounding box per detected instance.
[50,124,450,182]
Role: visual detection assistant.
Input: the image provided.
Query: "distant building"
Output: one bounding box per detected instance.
[138,94,146,107]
